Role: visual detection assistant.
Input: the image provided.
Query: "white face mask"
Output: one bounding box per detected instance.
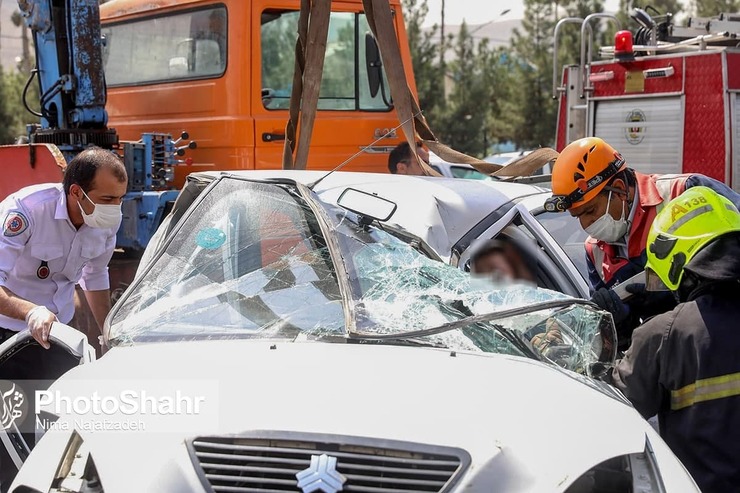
[78,188,122,230]
[584,190,629,243]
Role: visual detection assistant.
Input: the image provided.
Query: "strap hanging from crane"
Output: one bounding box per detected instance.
[283,0,555,177]
[283,0,331,170]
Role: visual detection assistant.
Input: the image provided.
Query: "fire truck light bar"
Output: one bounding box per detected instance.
[589,71,615,82]
[643,66,675,79]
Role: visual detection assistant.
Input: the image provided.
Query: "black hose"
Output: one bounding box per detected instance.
[22,69,43,118]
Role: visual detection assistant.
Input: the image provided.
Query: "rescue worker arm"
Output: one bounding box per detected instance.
[585,252,604,294]
[0,205,38,320]
[83,289,111,333]
[78,231,116,331]
[0,205,57,348]
[608,313,671,419]
[0,287,38,324]
[686,175,740,210]
[0,204,30,304]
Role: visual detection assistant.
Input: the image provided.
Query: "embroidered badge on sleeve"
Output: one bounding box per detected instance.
[3,212,29,237]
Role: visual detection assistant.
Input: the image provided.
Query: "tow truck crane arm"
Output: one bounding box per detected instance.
[17,0,118,158]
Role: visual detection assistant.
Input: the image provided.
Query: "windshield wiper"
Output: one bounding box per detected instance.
[349,336,447,349]
[349,298,595,343]
[444,299,541,359]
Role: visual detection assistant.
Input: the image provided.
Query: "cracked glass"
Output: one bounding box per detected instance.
[109,177,615,376]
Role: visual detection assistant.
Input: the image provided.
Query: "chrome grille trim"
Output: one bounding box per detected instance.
[188,431,470,493]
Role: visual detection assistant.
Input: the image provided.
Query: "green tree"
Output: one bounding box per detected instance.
[480,46,522,153]
[510,0,558,149]
[11,9,32,74]
[556,0,608,65]
[0,67,15,144]
[438,22,490,155]
[693,0,738,15]
[0,68,38,143]
[401,0,443,128]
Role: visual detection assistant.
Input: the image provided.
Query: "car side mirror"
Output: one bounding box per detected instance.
[365,33,382,98]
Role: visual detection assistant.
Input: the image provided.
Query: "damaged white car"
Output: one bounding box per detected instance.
[1,172,698,492]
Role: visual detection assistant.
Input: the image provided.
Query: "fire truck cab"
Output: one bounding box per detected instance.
[554,10,740,192]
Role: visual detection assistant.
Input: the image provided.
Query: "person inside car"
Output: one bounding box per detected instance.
[470,237,535,284]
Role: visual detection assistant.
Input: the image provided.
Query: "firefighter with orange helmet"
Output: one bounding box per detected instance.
[608,186,740,492]
[544,137,740,345]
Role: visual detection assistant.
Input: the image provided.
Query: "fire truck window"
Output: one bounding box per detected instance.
[260,10,392,111]
[101,6,227,86]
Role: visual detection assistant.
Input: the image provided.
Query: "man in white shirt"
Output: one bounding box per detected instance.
[0,147,128,353]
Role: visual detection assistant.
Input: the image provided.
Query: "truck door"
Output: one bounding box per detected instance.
[253,2,399,172]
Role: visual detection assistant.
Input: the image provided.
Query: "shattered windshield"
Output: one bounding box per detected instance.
[109,178,345,343]
[109,177,615,375]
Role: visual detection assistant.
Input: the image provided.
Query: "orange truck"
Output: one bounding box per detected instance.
[99,0,417,190]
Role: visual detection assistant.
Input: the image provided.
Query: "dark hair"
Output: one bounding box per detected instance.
[388,142,413,174]
[601,168,636,197]
[63,147,127,195]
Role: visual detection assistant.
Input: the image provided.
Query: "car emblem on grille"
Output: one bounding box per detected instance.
[296,453,347,493]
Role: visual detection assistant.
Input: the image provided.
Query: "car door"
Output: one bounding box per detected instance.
[0,323,95,481]
[452,202,590,299]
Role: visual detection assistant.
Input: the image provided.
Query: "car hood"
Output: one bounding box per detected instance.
[28,341,655,492]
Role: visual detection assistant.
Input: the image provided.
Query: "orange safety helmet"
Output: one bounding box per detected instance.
[544,137,627,212]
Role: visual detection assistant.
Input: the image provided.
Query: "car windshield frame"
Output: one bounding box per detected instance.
[107,175,616,375]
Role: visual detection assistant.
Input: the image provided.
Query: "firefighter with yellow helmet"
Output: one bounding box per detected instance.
[545,137,740,345]
[608,186,740,492]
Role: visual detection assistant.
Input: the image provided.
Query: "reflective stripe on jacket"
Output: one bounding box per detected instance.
[610,280,740,492]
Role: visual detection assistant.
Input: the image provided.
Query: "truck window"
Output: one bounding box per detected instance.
[102,7,227,86]
[260,10,391,111]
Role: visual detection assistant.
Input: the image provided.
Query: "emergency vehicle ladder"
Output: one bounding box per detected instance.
[552,14,621,145]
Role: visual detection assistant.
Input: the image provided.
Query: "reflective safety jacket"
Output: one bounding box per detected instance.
[585,172,740,291]
[610,237,740,492]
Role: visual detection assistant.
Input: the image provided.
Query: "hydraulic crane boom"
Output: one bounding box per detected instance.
[18,0,118,158]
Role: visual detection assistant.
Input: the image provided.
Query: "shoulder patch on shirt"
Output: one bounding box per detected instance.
[3,211,29,237]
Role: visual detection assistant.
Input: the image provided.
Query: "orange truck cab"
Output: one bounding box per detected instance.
[99,0,416,189]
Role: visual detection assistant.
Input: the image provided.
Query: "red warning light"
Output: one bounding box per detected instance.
[614,30,634,61]
[186,158,194,165]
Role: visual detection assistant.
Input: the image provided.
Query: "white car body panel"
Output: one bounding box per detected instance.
[15,341,696,492]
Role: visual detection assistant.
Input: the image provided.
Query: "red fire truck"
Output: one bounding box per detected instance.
[553,9,740,192]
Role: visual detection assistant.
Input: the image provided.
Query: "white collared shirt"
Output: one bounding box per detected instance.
[0,184,116,330]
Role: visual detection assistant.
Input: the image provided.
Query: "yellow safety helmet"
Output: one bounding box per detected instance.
[545,137,627,212]
[646,186,740,291]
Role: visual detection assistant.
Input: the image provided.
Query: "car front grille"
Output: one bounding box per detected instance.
[189,432,469,493]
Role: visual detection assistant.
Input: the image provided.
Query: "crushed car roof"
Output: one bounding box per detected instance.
[186,170,551,262]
